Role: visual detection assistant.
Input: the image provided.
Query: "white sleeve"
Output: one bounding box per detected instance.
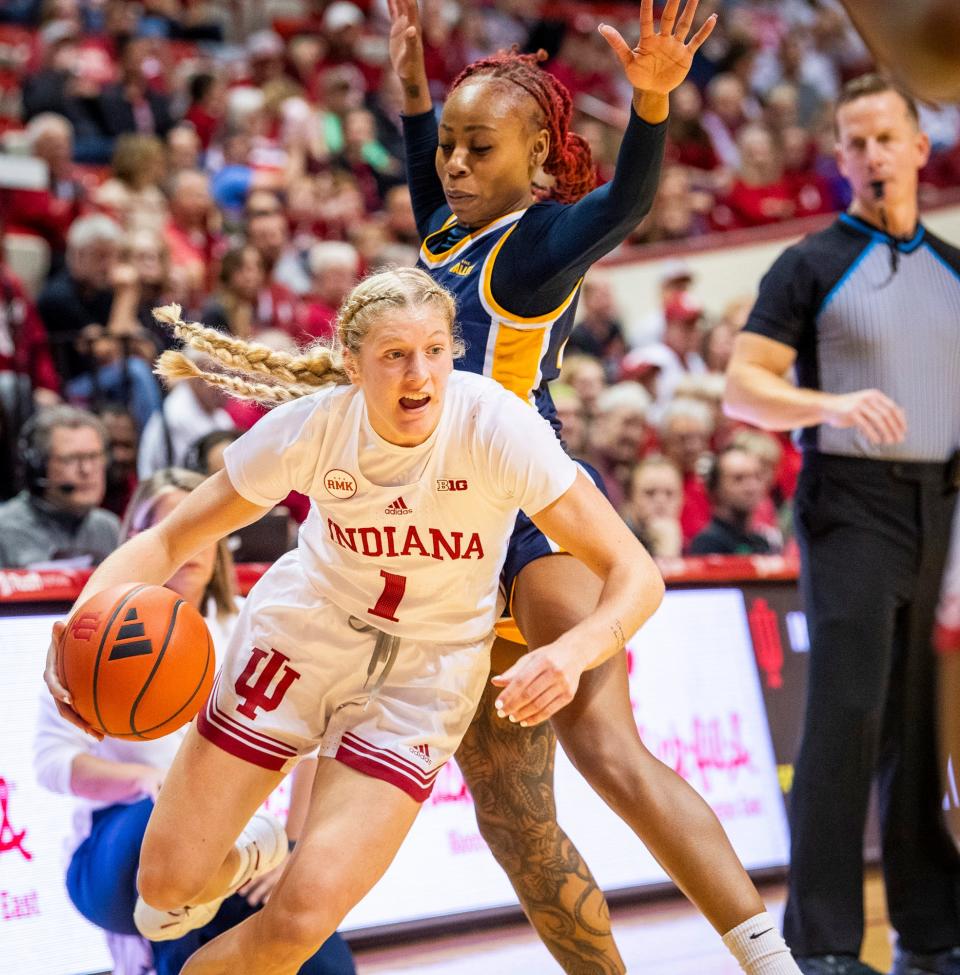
[223,393,331,506]
[478,388,579,516]
[33,692,92,796]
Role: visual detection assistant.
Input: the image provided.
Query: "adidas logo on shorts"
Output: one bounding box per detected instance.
[409,743,432,764]
[384,496,413,516]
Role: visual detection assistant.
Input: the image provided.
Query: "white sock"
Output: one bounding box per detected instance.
[722,912,802,975]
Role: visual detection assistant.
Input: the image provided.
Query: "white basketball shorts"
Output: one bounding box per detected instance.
[197,552,493,801]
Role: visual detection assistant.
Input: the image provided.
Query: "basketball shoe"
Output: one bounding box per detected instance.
[893,946,960,975]
[796,957,886,975]
[134,810,288,940]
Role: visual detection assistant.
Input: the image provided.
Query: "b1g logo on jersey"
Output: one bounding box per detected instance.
[436,478,468,492]
[324,469,357,499]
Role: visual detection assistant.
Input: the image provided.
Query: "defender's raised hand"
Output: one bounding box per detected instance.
[599,0,717,95]
[387,0,432,113]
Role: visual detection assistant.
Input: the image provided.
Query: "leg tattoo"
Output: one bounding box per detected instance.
[456,676,625,975]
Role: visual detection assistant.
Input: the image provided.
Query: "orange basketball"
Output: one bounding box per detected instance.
[59,583,215,740]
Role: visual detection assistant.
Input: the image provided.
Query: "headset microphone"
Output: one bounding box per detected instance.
[33,477,79,495]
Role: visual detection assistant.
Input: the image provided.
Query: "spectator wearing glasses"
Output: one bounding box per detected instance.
[0,405,119,568]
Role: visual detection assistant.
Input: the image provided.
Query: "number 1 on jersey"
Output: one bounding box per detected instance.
[368,569,406,623]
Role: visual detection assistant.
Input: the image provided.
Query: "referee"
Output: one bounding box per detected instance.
[725,74,960,975]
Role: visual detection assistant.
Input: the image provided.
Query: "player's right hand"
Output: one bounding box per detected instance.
[387,0,425,81]
[823,388,907,446]
[44,621,104,740]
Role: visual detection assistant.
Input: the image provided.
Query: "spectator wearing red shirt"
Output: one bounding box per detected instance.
[182,72,226,150]
[548,16,620,105]
[302,241,360,342]
[781,125,834,218]
[242,212,304,339]
[163,169,221,304]
[701,73,750,170]
[7,113,87,263]
[658,396,715,548]
[0,264,61,405]
[666,82,721,172]
[711,123,796,230]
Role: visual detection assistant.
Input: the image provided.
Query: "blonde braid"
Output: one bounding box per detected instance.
[155,351,319,403]
[152,304,349,404]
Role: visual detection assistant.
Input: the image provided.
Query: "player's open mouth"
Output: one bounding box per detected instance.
[399,393,431,411]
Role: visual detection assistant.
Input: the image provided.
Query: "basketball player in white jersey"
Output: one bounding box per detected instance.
[43,268,664,975]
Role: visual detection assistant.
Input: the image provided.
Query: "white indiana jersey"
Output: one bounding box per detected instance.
[224,371,577,642]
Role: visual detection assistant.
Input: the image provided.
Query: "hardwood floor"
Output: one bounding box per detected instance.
[352,874,895,974]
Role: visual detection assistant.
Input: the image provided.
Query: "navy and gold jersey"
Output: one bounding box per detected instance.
[403,105,667,434]
[419,209,581,429]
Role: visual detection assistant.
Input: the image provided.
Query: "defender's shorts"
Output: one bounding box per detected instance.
[496,460,608,645]
[198,553,493,802]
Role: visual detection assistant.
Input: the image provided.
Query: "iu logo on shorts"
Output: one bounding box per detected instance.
[234,647,302,720]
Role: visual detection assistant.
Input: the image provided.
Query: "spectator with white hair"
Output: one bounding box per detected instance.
[6,112,87,265]
[584,381,652,509]
[36,214,126,381]
[302,241,361,341]
[658,396,716,548]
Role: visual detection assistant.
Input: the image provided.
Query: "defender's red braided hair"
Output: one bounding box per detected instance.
[449,50,596,204]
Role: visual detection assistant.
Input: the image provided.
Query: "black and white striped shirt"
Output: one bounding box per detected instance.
[745,213,960,461]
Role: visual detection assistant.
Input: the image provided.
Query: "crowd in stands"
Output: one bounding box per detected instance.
[3,0,955,568]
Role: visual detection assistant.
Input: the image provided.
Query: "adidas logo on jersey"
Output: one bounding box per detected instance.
[449,259,474,276]
[409,743,432,764]
[384,496,413,516]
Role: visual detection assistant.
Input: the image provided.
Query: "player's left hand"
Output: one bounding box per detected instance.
[491,641,583,726]
[239,861,285,907]
[599,0,718,95]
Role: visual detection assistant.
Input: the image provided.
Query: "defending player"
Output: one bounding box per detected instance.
[389,2,801,973]
[42,268,664,974]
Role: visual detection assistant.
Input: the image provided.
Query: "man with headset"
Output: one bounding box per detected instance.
[0,405,119,568]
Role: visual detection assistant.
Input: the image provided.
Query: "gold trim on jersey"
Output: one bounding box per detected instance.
[481,226,583,325]
[491,324,548,401]
[419,209,526,267]
[476,224,584,403]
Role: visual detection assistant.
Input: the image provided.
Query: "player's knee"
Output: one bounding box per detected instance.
[565,728,654,810]
[136,857,205,911]
[259,884,345,951]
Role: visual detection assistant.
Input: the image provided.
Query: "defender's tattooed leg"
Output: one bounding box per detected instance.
[456,652,626,975]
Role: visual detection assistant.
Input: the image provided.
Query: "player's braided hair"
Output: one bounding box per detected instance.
[450,49,596,204]
[152,268,462,405]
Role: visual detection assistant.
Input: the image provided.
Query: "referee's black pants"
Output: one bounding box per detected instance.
[784,452,960,957]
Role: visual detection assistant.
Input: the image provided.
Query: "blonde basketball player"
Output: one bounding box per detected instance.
[43,268,663,975]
